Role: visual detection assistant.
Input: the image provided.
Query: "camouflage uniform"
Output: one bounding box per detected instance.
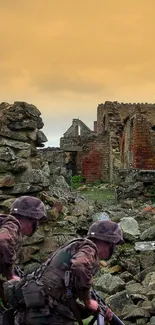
[8,220,123,325]
[15,238,99,325]
[0,196,46,325]
[0,214,22,325]
[0,215,22,281]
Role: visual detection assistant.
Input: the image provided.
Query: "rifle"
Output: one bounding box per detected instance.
[88,290,125,325]
[14,266,24,278]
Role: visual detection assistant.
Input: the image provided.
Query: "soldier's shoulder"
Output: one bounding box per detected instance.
[0,214,21,229]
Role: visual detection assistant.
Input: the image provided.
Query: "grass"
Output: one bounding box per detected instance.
[79,187,116,206]
[75,317,94,325]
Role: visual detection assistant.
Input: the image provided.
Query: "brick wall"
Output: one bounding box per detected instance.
[122,113,155,170]
[133,114,155,169]
[76,134,109,182]
[97,102,155,130]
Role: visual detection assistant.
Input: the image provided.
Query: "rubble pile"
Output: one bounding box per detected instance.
[1,101,155,324]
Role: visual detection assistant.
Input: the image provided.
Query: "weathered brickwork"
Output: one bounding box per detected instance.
[76,134,109,182]
[61,101,155,182]
[121,108,155,170]
[60,133,110,182]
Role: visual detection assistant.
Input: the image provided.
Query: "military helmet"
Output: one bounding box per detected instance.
[87,220,124,244]
[10,196,47,220]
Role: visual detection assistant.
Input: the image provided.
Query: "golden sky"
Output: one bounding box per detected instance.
[0,0,155,146]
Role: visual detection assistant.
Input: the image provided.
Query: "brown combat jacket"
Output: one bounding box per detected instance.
[41,238,100,303]
[0,214,22,280]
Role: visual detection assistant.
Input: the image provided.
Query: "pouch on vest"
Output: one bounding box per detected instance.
[3,279,23,309]
[22,279,45,308]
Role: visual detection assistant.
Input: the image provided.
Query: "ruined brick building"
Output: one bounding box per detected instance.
[60,101,155,182]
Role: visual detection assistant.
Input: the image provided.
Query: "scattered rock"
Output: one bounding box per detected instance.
[120,217,140,241]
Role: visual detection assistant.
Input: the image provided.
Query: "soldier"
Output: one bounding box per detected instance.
[0,196,46,309]
[5,220,124,325]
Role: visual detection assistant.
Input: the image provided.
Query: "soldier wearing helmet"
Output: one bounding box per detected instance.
[87,220,124,261]
[0,195,46,306]
[7,219,123,325]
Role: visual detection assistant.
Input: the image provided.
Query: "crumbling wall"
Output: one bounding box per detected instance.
[0,102,48,203]
[96,101,123,180]
[60,133,110,182]
[0,102,69,213]
[97,101,155,179]
[97,101,155,131]
[76,134,110,182]
[115,169,155,202]
[121,108,155,170]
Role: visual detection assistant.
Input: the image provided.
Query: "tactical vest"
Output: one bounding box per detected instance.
[4,238,99,309]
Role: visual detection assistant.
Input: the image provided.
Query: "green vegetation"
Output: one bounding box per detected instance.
[81,187,116,206]
[71,175,84,189]
[71,175,116,205]
[75,317,93,325]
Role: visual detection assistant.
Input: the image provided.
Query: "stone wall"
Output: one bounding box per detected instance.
[60,133,110,183]
[0,101,96,271]
[0,102,48,209]
[97,101,155,131]
[121,107,155,170]
[115,168,155,201]
[97,101,155,180]
[61,102,155,182]
[0,102,70,213]
[76,134,110,182]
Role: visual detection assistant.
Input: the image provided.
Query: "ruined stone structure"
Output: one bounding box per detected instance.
[60,118,110,182]
[61,101,155,182]
[0,101,93,267]
[0,101,69,213]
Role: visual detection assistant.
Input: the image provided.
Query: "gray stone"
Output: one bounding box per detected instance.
[36,130,47,144]
[150,316,155,325]
[106,290,134,315]
[19,169,44,184]
[8,119,38,130]
[123,306,150,321]
[126,283,145,295]
[0,174,15,187]
[54,175,70,189]
[0,146,15,161]
[139,251,155,270]
[92,211,110,221]
[10,158,28,173]
[27,130,37,141]
[16,148,31,158]
[3,183,42,194]
[140,226,155,241]
[41,162,50,187]
[0,138,30,150]
[0,125,28,141]
[23,231,45,246]
[135,242,155,252]
[72,198,89,217]
[19,245,40,263]
[120,217,140,241]
[0,198,15,210]
[95,273,125,294]
[142,272,155,291]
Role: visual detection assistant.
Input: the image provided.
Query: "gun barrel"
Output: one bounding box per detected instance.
[97,313,104,325]
[110,313,125,325]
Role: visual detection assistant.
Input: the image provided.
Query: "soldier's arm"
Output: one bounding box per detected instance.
[0,216,21,279]
[70,244,98,302]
